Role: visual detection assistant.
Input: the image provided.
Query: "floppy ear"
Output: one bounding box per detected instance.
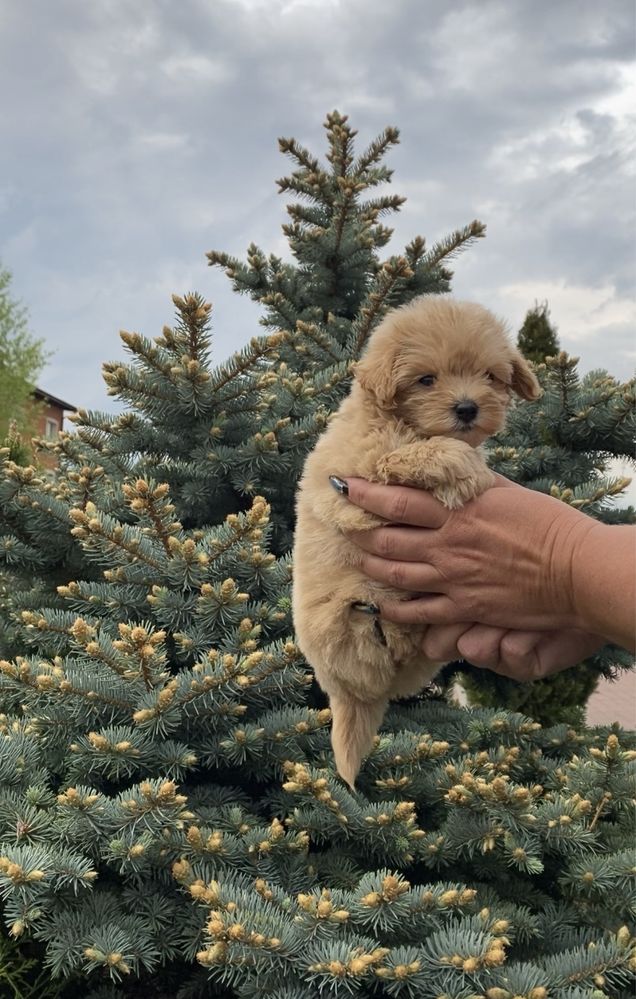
[511,352,542,401]
[353,348,400,410]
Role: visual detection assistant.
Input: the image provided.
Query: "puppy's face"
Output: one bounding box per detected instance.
[355,298,542,446]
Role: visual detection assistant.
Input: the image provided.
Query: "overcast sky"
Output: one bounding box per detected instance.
[2,0,634,422]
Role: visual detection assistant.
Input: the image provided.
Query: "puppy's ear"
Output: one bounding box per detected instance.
[353,351,399,410]
[510,351,542,401]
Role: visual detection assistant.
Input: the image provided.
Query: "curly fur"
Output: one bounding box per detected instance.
[292,296,541,788]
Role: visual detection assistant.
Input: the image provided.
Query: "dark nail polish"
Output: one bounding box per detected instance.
[329,475,349,495]
[351,601,380,615]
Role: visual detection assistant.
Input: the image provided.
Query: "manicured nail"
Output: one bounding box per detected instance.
[351,601,380,615]
[329,475,349,495]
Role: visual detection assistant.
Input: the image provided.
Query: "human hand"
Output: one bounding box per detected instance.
[420,622,605,681]
[342,474,603,634]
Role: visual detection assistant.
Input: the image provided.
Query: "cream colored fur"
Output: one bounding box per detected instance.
[291,296,541,788]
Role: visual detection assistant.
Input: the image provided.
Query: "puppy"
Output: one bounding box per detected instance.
[292,296,541,788]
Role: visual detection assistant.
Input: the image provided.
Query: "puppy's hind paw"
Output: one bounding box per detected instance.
[351,601,380,615]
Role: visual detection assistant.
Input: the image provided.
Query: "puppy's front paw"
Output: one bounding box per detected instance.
[376,449,419,485]
[427,443,495,508]
[433,470,495,509]
[376,438,495,509]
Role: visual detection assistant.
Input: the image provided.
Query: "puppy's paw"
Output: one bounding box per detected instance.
[432,464,495,508]
[376,438,495,508]
[376,448,421,485]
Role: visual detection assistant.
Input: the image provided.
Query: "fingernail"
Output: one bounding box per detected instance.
[351,601,380,615]
[329,475,349,495]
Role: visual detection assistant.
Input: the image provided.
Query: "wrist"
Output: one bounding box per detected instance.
[569,521,636,651]
[540,503,596,630]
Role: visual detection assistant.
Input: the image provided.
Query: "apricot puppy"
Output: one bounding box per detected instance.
[292,296,541,788]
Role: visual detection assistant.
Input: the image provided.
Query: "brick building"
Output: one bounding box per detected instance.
[32,386,77,468]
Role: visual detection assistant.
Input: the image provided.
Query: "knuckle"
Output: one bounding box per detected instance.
[387,563,408,588]
[500,631,534,660]
[422,633,443,659]
[424,637,453,660]
[460,633,496,665]
[387,490,410,522]
[377,529,396,557]
[471,643,494,665]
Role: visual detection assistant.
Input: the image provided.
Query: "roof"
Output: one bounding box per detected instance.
[33,386,78,412]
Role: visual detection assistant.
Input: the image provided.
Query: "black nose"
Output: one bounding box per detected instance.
[454,400,479,424]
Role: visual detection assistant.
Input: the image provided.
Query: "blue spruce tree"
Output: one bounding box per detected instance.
[0,114,633,998]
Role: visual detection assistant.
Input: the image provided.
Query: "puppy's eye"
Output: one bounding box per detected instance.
[418,374,436,387]
[485,371,496,382]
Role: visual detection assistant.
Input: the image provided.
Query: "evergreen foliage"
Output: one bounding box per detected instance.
[76,112,483,554]
[517,302,560,364]
[0,113,634,997]
[0,928,66,998]
[2,420,32,467]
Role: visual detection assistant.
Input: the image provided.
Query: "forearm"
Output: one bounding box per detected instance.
[570,523,636,652]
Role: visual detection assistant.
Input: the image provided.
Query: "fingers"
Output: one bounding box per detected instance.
[421,622,475,661]
[457,625,514,673]
[357,552,447,594]
[421,623,595,683]
[458,626,543,670]
[348,525,437,562]
[421,624,548,680]
[528,629,605,675]
[459,625,568,681]
[379,593,458,624]
[455,626,604,682]
[454,625,547,682]
[345,477,449,528]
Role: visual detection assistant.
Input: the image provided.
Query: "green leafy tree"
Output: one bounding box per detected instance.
[0,114,633,998]
[516,301,559,364]
[0,264,50,444]
[1,420,32,467]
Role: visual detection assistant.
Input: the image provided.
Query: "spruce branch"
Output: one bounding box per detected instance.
[119,331,176,380]
[121,479,181,558]
[292,320,344,364]
[418,219,486,269]
[208,333,286,396]
[171,292,213,363]
[349,255,415,354]
[353,125,401,175]
[277,137,321,174]
[205,249,241,276]
[324,110,357,178]
[68,503,165,573]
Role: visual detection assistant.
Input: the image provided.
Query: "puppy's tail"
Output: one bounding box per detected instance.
[330,693,387,791]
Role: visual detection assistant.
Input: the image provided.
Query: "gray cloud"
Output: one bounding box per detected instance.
[1,0,634,423]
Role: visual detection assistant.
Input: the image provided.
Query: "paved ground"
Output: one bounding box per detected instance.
[586,667,636,729]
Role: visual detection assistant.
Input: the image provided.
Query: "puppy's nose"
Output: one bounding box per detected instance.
[454,399,479,424]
